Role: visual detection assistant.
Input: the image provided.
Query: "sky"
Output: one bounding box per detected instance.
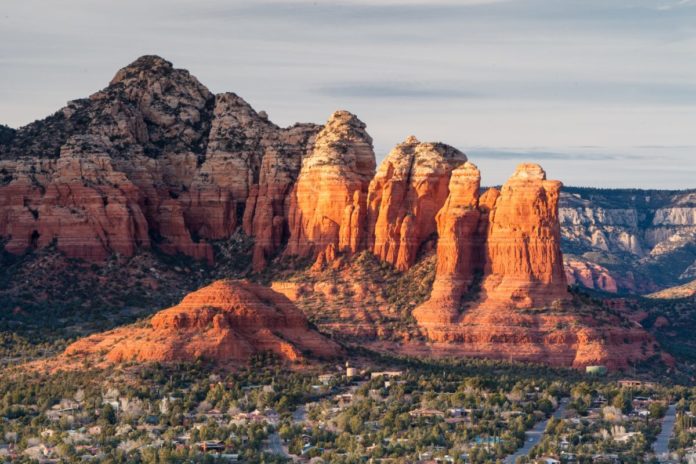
[1,0,695,188]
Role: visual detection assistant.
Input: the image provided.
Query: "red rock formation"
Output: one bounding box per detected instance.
[238,118,320,272]
[0,56,319,265]
[412,162,481,325]
[0,56,663,373]
[406,163,655,370]
[0,136,150,260]
[285,111,375,267]
[367,136,468,271]
[565,257,618,293]
[59,280,341,368]
[481,163,569,309]
[387,306,657,370]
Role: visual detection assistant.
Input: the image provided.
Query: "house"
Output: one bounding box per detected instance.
[199,440,226,452]
[409,408,445,418]
[592,454,620,464]
[371,371,403,379]
[618,379,655,389]
[537,457,560,464]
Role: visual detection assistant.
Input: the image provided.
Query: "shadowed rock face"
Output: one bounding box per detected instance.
[60,280,342,368]
[559,188,696,293]
[366,136,468,272]
[412,162,482,325]
[0,56,320,264]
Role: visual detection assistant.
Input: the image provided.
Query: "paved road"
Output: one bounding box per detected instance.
[292,405,306,422]
[653,404,677,460]
[267,432,290,458]
[504,399,569,464]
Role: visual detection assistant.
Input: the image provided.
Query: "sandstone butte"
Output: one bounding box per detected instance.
[49,280,341,370]
[366,136,468,271]
[285,110,375,268]
[411,163,656,370]
[0,56,661,371]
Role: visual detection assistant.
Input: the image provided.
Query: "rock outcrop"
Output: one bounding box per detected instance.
[392,307,657,370]
[366,136,468,271]
[59,280,341,368]
[481,163,568,308]
[285,111,375,266]
[414,163,568,327]
[0,56,320,265]
[2,56,664,373]
[406,164,655,370]
[565,256,618,293]
[412,162,482,324]
[559,188,696,293]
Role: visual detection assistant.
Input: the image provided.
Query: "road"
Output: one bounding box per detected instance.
[292,405,306,422]
[504,399,569,464]
[653,404,677,460]
[267,432,290,458]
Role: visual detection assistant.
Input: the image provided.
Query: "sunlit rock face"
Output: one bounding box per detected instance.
[366,136,468,272]
[61,280,342,368]
[480,163,569,309]
[412,162,482,325]
[285,110,376,267]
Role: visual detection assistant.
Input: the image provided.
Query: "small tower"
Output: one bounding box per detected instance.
[345,360,357,378]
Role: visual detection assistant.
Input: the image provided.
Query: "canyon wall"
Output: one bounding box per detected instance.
[560,188,696,293]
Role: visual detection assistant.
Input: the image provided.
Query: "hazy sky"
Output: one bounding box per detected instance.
[1,0,695,188]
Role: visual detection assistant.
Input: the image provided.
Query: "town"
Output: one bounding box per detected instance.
[1,356,694,463]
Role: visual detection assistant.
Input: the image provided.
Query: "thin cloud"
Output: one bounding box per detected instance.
[315,82,481,99]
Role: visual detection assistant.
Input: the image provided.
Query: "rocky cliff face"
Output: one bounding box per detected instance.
[56,280,341,369]
[366,136,468,271]
[406,164,656,369]
[285,111,375,268]
[482,163,568,308]
[412,162,482,325]
[0,56,320,265]
[414,163,568,326]
[559,188,696,293]
[1,56,662,372]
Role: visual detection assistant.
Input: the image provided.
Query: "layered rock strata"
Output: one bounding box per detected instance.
[414,163,568,326]
[285,111,375,266]
[481,163,568,308]
[366,136,468,271]
[0,56,321,266]
[412,162,482,324]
